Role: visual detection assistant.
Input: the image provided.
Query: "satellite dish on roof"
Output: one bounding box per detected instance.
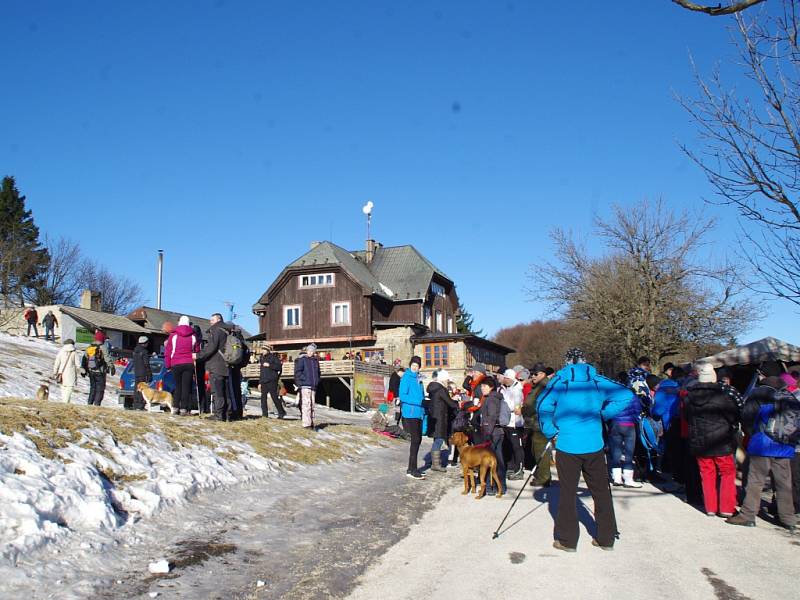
[362,201,374,215]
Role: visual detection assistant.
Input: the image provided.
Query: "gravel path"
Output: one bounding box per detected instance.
[347,470,800,600]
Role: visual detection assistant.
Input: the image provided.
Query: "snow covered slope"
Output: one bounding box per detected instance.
[0,332,119,404]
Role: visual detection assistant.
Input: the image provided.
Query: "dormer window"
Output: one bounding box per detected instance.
[299,273,335,288]
[431,282,446,297]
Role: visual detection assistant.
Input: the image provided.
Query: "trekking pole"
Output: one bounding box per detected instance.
[492,439,554,540]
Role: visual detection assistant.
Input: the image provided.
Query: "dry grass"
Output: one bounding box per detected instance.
[0,397,391,470]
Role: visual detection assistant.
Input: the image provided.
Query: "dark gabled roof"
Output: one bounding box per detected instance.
[256,241,455,308]
[356,245,453,301]
[412,332,516,355]
[61,306,149,335]
[287,242,388,298]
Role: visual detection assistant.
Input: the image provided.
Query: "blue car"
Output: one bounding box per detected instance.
[117,356,176,409]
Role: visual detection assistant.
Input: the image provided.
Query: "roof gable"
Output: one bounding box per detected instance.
[61,306,149,334]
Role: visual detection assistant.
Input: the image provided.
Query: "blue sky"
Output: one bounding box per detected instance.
[2,1,796,344]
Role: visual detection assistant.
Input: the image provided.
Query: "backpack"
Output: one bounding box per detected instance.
[762,391,800,446]
[637,414,664,469]
[219,328,246,367]
[86,345,105,372]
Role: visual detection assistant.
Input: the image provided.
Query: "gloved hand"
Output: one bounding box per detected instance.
[80,368,86,377]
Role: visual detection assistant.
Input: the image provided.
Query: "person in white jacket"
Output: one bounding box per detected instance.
[500,368,525,480]
[53,339,81,403]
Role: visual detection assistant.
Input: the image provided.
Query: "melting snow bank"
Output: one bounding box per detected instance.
[0,399,389,569]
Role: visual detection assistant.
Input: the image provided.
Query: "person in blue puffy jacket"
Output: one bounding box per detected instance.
[400,356,426,480]
[538,348,636,552]
[727,377,796,531]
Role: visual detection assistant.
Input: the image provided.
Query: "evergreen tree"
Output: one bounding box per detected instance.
[0,176,49,306]
[455,300,483,336]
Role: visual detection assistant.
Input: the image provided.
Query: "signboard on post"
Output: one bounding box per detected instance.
[75,327,94,345]
[353,371,387,410]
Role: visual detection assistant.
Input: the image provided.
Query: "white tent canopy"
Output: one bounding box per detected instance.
[696,337,800,368]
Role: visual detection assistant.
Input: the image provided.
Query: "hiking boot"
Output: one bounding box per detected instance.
[507,467,524,481]
[622,469,642,488]
[552,540,576,553]
[406,470,426,480]
[725,514,755,527]
[591,539,614,551]
[430,450,446,472]
[718,512,734,518]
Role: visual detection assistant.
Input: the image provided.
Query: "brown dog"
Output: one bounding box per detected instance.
[36,384,49,402]
[136,382,175,414]
[449,431,503,499]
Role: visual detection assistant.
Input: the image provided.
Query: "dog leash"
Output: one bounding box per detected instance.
[492,438,554,540]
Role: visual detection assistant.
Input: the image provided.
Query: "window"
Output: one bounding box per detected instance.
[331,302,351,326]
[431,282,446,297]
[283,305,301,328]
[435,311,443,332]
[423,306,431,328]
[446,315,453,334]
[299,273,335,288]
[422,343,449,368]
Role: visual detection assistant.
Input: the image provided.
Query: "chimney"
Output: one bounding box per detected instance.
[365,239,380,264]
[80,290,102,312]
[156,250,164,310]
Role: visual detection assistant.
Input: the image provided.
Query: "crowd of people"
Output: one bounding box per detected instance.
[389,349,800,550]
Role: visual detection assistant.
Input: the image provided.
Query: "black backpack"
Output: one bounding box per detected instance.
[763,391,800,446]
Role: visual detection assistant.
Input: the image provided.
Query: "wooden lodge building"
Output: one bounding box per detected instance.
[250,240,513,409]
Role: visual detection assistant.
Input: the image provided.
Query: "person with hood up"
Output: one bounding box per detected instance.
[727,376,797,531]
[193,313,229,421]
[479,376,508,495]
[132,336,152,410]
[400,356,426,479]
[165,316,200,416]
[521,363,553,487]
[685,363,742,517]
[294,343,321,429]
[53,338,80,403]
[538,348,635,552]
[427,369,459,472]
[607,371,643,488]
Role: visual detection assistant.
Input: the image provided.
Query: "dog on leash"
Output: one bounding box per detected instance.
[136,382,175,414]
[36,384,49,402]
[449,431,503,499]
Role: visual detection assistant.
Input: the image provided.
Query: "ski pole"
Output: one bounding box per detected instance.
[492,439,554,540]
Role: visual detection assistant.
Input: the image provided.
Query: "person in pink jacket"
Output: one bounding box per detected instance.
[165,315,200,415]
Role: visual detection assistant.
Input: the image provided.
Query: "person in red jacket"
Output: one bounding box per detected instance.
[165,315,201,416]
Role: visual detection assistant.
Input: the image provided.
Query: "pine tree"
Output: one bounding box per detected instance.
[455,300,483,336]
[0,176,49,306]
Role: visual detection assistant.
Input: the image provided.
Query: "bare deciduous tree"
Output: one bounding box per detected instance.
[671,0,767,16]
[30,236,92,307]
[679,1,800,304]
[529,199,756,372]
[493,320,572,370]
[82,263,143,315]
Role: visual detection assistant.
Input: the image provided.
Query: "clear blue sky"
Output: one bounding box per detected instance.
[2,1,796,344]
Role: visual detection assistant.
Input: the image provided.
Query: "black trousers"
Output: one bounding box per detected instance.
[88,372,106,406]
[791,453,800,514]
[210,374,229,419]
[172,363,195,411]
[503,426,524,472]
[555,449,617,548]
[195,362,208,413]
[228,367,243,418]
[403,417,422,472]
[260,380,285,417]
